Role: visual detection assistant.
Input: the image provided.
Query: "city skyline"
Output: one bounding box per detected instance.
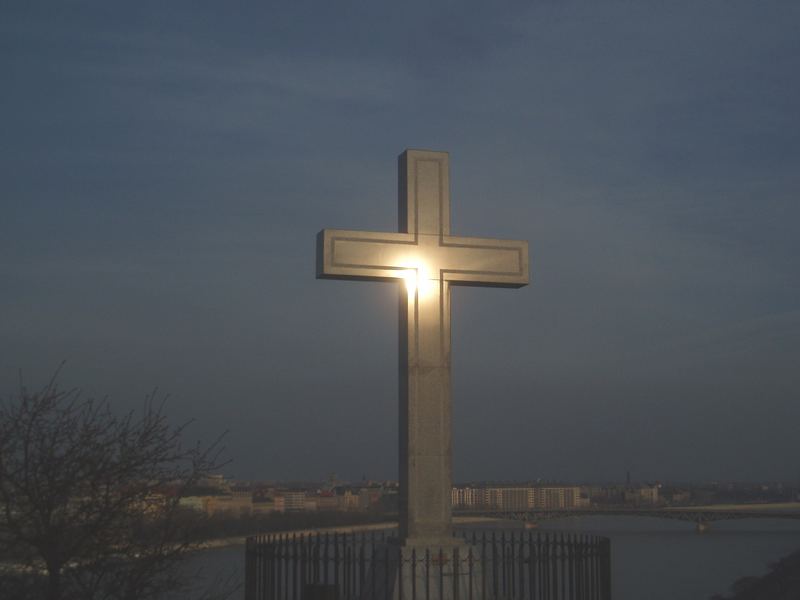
[2,2,799,483]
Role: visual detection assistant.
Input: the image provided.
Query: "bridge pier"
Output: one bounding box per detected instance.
[695,521,710,534]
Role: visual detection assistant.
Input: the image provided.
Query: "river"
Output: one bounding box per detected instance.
[183,516,800,599]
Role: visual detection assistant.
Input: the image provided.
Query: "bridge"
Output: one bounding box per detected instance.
[455,507,800,532]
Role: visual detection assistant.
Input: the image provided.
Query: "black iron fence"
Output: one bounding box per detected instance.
[245,529,611,600]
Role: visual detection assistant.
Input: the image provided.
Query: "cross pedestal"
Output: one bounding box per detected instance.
[317,149,528,548]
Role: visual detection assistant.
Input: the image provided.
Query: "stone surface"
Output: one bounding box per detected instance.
[317,149,529,546]
[360,541,483,600]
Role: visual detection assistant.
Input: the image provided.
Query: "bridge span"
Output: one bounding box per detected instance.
[455,507,800,533]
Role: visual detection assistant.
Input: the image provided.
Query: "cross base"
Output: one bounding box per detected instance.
[399,536,466,550]
[361,538,484,600]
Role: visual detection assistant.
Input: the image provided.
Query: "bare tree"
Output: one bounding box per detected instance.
[0,369,227,600]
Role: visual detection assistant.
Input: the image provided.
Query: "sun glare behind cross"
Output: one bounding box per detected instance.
[401,263,436,298]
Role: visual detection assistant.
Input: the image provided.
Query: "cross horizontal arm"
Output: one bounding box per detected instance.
[440,235,529,287]
[316,229,416,281]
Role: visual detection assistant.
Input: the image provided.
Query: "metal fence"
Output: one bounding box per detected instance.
[245,529,611,600]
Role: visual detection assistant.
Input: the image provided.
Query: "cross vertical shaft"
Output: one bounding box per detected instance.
[398,151,453,544]
[316,148,529,549]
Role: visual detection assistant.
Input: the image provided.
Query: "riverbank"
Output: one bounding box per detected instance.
[191,515,504,552]
[673,502,800,512]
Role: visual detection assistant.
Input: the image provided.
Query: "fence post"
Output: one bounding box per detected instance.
[453,546,460,600]
[600,537,611,600]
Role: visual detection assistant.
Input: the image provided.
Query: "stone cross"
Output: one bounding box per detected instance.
[317,149,528,546]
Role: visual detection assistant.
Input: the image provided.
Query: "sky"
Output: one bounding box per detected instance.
[2,2,799,484]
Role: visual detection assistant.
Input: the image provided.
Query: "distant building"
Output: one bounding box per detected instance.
[200,474,229,491]
[359,488,384,510]
[668,490,691,505]
[452,486,481,508]
[499,487,529,511]
[639,484,659,505]
[316,492,339,511]
[533,487,580,509]
[282,491,306,511]
[340,490,360,511]
[179,496,206,512]
[451,485,581,510]
[205,494,253,517]
[623,484,659,506]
